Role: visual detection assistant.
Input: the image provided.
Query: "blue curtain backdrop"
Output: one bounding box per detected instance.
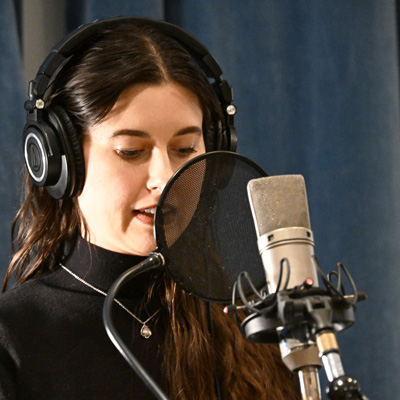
[1,1,398,398]
[0,0,25,276]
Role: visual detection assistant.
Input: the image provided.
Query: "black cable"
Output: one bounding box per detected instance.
[207,302,222,400]
[230,281,242,329]
[103,252,168,400]
[235,272,278,317]
[276,257,291,291]
[337,262,359,304]
[237,272,265,314]
[241,271,265,300]
[314,257,358,306]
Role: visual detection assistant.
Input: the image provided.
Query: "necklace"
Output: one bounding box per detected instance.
[59,263,160,339]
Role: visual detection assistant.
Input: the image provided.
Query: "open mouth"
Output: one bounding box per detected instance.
[134,204,179,227]
[140,208,156,215]
[134,207,157,225]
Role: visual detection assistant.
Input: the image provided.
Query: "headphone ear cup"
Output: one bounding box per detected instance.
[209,123,237,152]
[23,118,62,188]
[224,125,237,152]
[62,111,85,198]
[45,105,85,199]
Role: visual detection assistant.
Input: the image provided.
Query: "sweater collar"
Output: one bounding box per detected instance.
[61,235,154,297]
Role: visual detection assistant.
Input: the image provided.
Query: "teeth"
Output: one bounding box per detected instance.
[142,208,156,214]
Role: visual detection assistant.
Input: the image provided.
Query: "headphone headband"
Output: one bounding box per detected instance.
[30,17,229,104]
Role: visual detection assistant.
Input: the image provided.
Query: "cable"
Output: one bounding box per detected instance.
[207,302,222,400]
[103,253,168,400]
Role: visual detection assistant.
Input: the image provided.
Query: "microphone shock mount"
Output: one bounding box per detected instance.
[227,261,369,400]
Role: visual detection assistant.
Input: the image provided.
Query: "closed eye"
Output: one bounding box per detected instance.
[175,147,197,155]
[115,149,143,159]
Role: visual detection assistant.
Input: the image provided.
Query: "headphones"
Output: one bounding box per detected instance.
[23,16,237,200]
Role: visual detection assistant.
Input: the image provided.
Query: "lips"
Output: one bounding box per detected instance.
[134,206,157,226]
[134,203,178,227]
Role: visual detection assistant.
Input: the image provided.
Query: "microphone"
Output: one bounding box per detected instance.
[247,175,318,293]
[246,175,322,399]
[244,175,368,400]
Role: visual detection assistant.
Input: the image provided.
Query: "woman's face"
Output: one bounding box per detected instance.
[78,82,206,255]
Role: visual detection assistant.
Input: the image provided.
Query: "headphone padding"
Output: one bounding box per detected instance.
[48,106,85,198]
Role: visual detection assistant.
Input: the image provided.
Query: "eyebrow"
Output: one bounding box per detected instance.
[110,126,203,139]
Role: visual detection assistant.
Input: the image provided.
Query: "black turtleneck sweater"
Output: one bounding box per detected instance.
[0,237,166,399]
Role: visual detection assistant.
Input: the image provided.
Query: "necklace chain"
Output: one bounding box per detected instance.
[59,263,160,339]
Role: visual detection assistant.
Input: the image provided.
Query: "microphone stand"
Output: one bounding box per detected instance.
[102,252,169,400]
[234,266,369,400]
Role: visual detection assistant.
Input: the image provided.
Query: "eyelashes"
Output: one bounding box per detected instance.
[115,146,198,160]
[115,149,143,159]
[174,147,197,156]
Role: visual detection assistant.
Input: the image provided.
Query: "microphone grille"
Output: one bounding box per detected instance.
[247,175,311,236]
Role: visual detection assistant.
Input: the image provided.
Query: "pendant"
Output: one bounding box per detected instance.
[140,324,152,339]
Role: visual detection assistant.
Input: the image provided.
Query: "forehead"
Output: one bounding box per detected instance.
[107,82,202,120]
[86,82,204,141]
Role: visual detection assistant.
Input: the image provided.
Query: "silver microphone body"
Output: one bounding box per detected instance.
[247,175,322,400]
[247,175,319,293]
[258,226,317,293]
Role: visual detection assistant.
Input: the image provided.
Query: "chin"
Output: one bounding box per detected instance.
[125,240,157,257]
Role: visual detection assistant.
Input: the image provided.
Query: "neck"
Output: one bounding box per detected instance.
[61,235,155,298]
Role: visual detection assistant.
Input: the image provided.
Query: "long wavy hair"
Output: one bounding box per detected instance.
[4,21,300,399]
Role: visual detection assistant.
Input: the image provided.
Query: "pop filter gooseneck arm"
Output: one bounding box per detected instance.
[102,252,168,400]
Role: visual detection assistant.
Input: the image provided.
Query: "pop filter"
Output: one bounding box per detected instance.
[154,151,267,303]
[104,151,269,399]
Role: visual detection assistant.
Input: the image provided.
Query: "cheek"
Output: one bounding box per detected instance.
[78,154,119,214]
[79,154,145,216]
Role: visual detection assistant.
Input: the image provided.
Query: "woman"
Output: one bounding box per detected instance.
[0,18,300,399]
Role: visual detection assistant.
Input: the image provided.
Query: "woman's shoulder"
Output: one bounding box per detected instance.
[0,272,57,318]
[0,270,70,348]
[0,278,46,357]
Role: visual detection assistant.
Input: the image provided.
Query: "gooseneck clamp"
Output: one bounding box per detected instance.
[228,260,369,400]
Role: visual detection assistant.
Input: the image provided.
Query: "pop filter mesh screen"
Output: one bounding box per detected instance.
[154,151,267,303]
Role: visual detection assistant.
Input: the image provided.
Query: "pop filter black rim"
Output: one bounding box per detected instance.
[154,151,268,303]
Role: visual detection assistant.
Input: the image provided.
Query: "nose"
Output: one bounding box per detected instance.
[146,151,174,194]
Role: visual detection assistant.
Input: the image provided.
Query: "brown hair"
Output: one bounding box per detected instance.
[5,22,300,399]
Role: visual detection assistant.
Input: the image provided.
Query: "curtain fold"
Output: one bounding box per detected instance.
[1,1,398,398]
[0,0,25,277]
[66,0,165,30]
